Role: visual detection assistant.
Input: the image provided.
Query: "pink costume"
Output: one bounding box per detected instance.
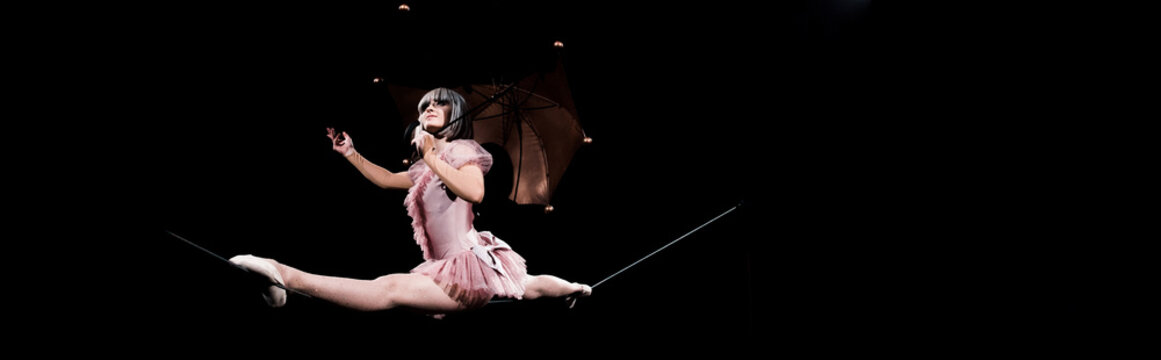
[405,139,528,308]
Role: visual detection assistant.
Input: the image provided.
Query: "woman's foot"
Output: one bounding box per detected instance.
[575,284,593,297]
[566,283,592,309]
[229,255,287,307]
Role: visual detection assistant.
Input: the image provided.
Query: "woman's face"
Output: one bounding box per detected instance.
[421,99,451,132]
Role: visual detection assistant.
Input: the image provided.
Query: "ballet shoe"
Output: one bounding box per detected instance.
[229,255,287,308]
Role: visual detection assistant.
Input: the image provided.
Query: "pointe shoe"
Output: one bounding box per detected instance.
[229,255,287,308]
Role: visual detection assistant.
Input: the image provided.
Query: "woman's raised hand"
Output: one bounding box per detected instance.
[411,124,435,156]
[326,127,355,157]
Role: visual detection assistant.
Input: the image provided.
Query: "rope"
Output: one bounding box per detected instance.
[591,202,740,288]
[489,201,742,306]
[171,200,742,307]
[167,230,312,298]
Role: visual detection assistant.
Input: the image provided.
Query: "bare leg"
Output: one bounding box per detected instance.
[522,274,592,300]
[267,258,463,313]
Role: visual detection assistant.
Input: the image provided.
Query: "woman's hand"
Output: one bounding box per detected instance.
[326,127,355,157]
[411,125,435,157]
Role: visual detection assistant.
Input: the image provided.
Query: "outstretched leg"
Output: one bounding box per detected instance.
[238,256,463,313]
[522,274,592,300]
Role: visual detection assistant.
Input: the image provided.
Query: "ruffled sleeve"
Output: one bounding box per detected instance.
[407,160,426,185]
[443,139,493,174]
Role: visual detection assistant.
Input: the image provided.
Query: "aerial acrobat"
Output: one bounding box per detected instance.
[229,87,592,317]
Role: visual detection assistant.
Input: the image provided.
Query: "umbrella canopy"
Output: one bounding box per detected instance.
[388,59,585,208]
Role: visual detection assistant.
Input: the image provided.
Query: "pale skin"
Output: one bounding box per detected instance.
[252,98,589,314]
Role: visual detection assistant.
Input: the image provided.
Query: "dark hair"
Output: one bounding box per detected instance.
[416,87,472,141]
[406,88,473,163]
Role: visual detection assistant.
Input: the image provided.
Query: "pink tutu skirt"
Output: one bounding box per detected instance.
[410,230,528,309]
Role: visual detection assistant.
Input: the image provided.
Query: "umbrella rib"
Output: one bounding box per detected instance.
[517,112,551,199]
[474,112,517,121]
[454,83,518,125]
[472,84,562,115]
[518,76,552,193]
[514,90,561,107]
[501,80,561,107]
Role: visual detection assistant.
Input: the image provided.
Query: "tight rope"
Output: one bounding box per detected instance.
[493,201,742,306]
[591,202,741,288]
[170,200,742,307]
[168,230,313,298]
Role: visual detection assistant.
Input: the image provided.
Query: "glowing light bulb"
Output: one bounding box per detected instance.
[402,159,410,165]
[399,4,410,11]
[372,77,382,83]
[583,136,593,144]
[553,41,564,48]
[544,205,555,214]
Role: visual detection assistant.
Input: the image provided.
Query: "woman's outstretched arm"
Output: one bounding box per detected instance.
[345,152,413,189]
[327,128,413,190]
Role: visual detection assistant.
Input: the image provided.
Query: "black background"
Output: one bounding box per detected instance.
[25,0,1127,355]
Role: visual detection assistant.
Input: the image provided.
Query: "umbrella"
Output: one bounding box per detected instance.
[386,58,587,210]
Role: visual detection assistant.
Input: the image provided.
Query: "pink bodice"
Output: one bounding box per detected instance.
[403,139,525,308]
[404,139,494,261]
